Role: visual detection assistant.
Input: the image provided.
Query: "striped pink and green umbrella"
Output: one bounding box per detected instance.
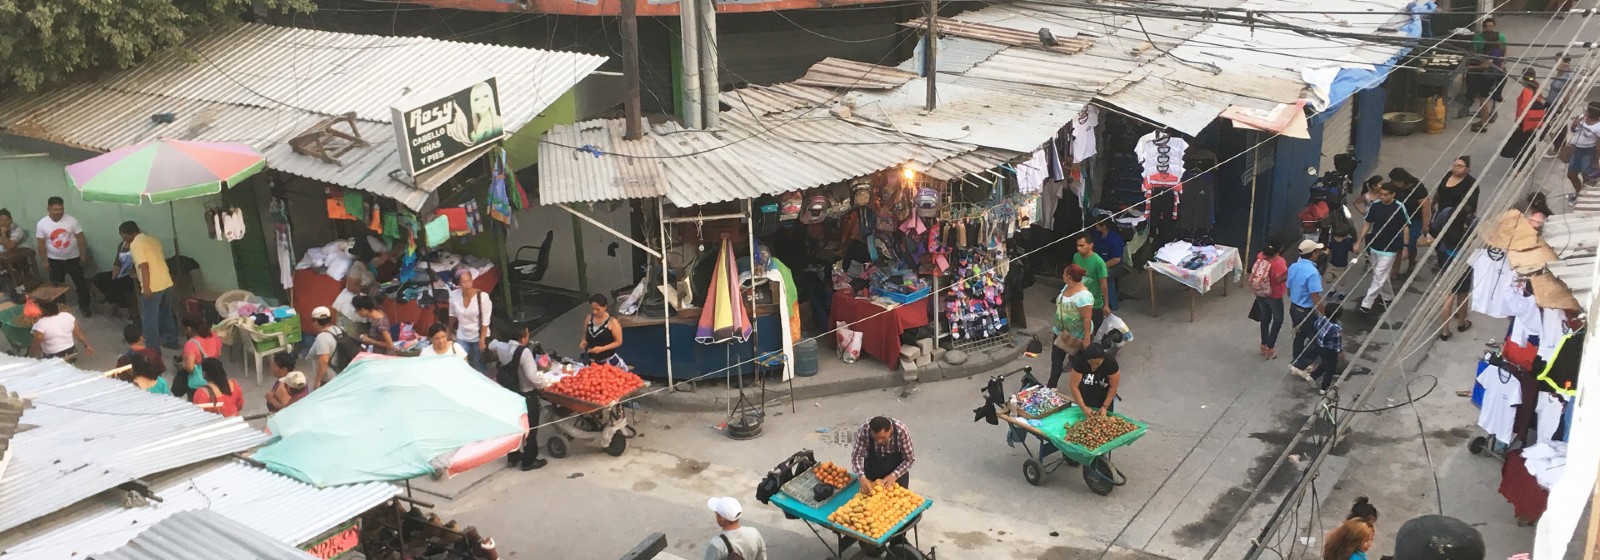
[65,140,266,204]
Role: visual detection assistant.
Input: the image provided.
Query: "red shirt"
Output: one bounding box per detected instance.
[1257,253,1289,298]
[192,380,244,417]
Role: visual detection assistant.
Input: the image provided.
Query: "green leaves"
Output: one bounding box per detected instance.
[0,0,310,92]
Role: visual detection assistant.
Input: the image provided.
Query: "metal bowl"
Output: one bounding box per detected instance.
[1384,112,1423,136]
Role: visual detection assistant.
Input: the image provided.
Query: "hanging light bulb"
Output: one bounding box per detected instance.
[902,167,917,180]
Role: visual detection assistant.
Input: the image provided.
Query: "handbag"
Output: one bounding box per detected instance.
[1559,143,1574,164]
[1053,328,1083,353]
[1247,300,1263,323]
[186,340,210,389]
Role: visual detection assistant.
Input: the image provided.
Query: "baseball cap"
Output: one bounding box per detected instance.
[311,306,333,319]
[283,371,307,389]
[707,496,742,521]
[1298,239,1324,255]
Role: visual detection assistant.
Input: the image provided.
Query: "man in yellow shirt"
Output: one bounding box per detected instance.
[120,221,178,349]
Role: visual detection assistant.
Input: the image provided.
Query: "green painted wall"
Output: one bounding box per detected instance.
[504,90,579,170]
[0,143,240,293]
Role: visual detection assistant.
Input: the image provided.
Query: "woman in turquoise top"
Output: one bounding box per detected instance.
[128,355,170,395]
[1049,264,1096,388]
[1322,518,1373,560]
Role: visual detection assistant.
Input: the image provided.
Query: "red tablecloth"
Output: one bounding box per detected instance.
[290,268,500,335]
[830,291,929,370]
[1500,449,1548,523]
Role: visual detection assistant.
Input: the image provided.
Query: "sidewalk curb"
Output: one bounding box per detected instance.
[636,339,1031,413]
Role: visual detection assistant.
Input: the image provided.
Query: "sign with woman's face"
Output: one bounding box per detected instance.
[391,77,506,176]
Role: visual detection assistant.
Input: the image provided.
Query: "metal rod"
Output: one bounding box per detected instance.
[620,0,644,140]
[571,213,589,295]
[658,197,675,389]
[555,204,663,259]
[390,494,437,508]
[661,212,746,224]
[1241,144,1259,288]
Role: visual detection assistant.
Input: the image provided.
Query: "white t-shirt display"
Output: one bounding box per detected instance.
[34,214,83,260]
[31,313,77,354]
[1539,309,1568,360]
[1536,392,1564,443]
[1470,250,1517,318]
[1135,131,1189,178]
[1477,364,1522,445]
[449,290,492,344]
[1016,150,1048,194]
[1070,106,1100,163]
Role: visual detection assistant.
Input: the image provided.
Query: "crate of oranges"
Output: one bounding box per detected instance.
[812,461,853,489]
[825,482,929,543]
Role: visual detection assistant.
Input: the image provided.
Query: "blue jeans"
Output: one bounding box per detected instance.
[462,341,485,373]
[1107,276,1120,310]
[1406,219,1424,254]
[1568,147,1597,174]
[1290,304,1316,369]
[138,289,179,348]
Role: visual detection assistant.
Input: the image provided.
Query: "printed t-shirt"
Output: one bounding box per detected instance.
[35,214,82,260]
[1070,356,1119,408]
[1073,252,1108,309]
[1054,288,1094,337]
[1477,365,1522,444]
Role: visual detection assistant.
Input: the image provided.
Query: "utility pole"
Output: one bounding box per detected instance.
[621,0,643,140]
[680,0,703,129]
[698,0,720,128]
[925,0,938,111]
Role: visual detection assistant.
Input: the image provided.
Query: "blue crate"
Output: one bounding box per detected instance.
[871,285,931,305]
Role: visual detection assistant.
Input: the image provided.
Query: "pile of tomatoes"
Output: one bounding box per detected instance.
[546,364,643,404]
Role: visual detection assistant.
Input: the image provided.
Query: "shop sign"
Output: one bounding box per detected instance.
[391,77,506,176]
[304,520,361,560]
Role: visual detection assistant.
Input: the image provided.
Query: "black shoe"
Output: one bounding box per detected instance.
[520,458,547,471]
[506,451,521,467]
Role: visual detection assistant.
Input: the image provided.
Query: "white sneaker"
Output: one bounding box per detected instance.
[1290,366,1316,385]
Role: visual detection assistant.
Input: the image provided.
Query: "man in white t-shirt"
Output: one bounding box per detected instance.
[704,497,766,560]
[35,197,92,317]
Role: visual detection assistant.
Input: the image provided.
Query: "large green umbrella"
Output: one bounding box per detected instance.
[65,140,265,204]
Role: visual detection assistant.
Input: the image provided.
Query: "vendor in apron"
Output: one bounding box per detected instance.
[580,293,626,368]
[851,416,915,492]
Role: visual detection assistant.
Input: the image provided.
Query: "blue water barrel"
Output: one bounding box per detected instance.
[794,339,819,377]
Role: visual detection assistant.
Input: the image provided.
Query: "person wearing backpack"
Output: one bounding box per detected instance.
[491,325,553,471]
[309,306,358,389]
[1249,241,1289,360]
[704,496,766,560]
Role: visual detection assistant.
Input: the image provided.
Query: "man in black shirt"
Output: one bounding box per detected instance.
[1357,183,1411,314]
[1069,343,1121,415]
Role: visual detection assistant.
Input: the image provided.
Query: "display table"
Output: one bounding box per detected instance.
[290,268,500,335]
[1146,244,1243,321]
[830,292,929,370]
[612,313,782,380]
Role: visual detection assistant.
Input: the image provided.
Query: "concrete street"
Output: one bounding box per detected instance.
[42,12,1590,559]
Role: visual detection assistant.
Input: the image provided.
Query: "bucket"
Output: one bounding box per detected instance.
[794,338,820,377]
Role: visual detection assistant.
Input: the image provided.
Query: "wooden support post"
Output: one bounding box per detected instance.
[620,0,643,140]
[924,0,938,111]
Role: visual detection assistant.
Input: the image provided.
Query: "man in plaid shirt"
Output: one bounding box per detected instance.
[1309,303,1345,393]
[851,416,915,494]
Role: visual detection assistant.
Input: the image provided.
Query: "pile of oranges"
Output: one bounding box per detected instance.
[826,483,925,540]
[812,461,852,489]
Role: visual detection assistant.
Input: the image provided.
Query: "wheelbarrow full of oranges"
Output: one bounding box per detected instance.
[767,460,936,559]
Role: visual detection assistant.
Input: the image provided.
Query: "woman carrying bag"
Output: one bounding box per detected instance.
[175,317,221,399]
[1048,264,1095,389]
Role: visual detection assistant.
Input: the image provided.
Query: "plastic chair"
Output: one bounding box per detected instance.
[236,326,290,385]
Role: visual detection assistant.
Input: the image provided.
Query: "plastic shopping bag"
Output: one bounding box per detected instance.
[1094,313,1133,350]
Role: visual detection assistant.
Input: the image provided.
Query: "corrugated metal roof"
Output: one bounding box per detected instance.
[1542,208,1600,304]
[893,37,1008,75]
[0,23,605,210]
[89,510,318,560]
[842,79,1081,153]
[539,110,987,207]
[1097,0,1415,135]
[0,356,269,537]
[900,17,1094,55]
[1,459,400,560]
[0,383,21,485]
[794,58,918,90]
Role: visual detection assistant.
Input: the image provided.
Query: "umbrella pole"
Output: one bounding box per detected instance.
[658,197,676,390]
[170,205,182,255]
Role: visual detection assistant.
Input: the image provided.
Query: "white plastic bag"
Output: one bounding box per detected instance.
[1094,313,1133,350]
[835,321,863,364]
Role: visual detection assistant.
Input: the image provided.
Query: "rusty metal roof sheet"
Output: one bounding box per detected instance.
[3,459,399,560]
[900,17,1095,55]
[794,58,919,90]
[0,357,269,537]
[0,23,605,210]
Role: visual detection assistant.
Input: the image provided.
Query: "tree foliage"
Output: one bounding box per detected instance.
[0,0,312,92]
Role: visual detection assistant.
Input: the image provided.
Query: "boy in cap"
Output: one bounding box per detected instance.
[266,352,308,413]
[705,496,766,560]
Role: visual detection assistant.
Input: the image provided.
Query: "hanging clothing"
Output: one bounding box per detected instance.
[1539,309,1567,360]
[1538,329,1585,397]
[1142,172,1183,221]
[1536,392,1564,443]
[1477,364,1522,445]
[1135,131,1189,178]
[1177,171,1214,231]
[1070,106,1100,163]
[1045,143,1066,182]
[1470,249,1519,317]
[1017,150,1048,194]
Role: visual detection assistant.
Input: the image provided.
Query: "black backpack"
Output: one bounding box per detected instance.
[497,345,529,391]
[325,326,363,372]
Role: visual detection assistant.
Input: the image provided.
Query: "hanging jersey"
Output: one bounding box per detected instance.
[1476,364,1522,444]
[1470,249,1517,318]
[1142,172,1183,221]
[1070,106,1100,163]
[1135,132,1189,178]
[1537,329,1584,397]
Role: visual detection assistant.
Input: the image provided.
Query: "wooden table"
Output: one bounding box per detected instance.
[1145,245,1244,322]
[29,285,68,304]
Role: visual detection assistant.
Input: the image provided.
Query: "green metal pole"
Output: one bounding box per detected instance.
[571,214,589,295]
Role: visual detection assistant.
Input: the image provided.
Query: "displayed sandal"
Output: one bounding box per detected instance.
[1457,320,1472,332]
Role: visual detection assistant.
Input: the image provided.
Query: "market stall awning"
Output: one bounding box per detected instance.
[252,355,528,487]
[0,356,268,537]
[0,23,606,211]
[0,459,400,560]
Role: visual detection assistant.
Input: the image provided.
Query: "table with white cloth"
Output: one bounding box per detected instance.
[1145,242,1244,321]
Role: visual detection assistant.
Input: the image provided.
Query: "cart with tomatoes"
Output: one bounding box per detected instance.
[539,362,646,458]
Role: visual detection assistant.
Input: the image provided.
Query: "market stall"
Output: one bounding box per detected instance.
[972,366,1150,496]
[1144,241,1243,321]
[613,312,783,380]
[757,451,935,559]
[829,293,928,369]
